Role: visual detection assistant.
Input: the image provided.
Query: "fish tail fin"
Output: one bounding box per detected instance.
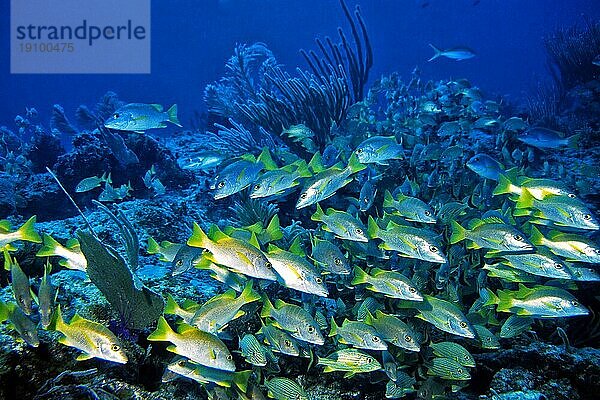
[240,281,261,304]
[382,190,395,208]
[363,310,375,326]
[328,317,339,337]
[293,159,312,178]
[428,44,442,61]
[515,190,535,209]
[493,174,514,196]
[529,225,544,246]
[264,215,283,242]
[496,289,514,313]
[36,234,62,257]
[188,223,210,249]
[311,204,326,222]
[233,370,252,392]
[257,147,278,171]
[164,294,182,315]
[54,304,67,332]
[308,152,325,173]
[146,236,161,255]
[567,134,580,149]
[167,104,182,127]
[350,265,369,285]
[450,221,467,244]
[481,288,499,307]
[147,316,176,341]
[366,215,379,239]
[260,294,275,319]
[17,216,41,244]
[347,153,366,174]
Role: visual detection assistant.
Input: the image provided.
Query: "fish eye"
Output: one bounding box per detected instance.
[424,210,432,216]
[554,262,563,270]
[111,344,120,352]
[284,339,292,347]
[571,300,579,306]
[176,259,183,267]
[356,148,363,154]
[334,258,342,265]
[457,368,463,374]
[226,354,233,360]
[568,193,576,198]
[253,184,261,190]
[459,321,467,328]
[300,193,307,199]
[404,335,412,342]
[355,228,364,235]
[513,234,523,241]
[178,359,186,366]
[584,214,592,220]
[429,245,438,253]
[307,326,315,333]
[315,277,323,284]
[217,181,225,189]
[363,197,370,203]
[113,113,119,119]
[409,286,417,293]
[372,336,380,342]
[265,261,272,269]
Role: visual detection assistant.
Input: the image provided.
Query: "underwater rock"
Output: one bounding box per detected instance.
[24,130,65,174]
[0,172,17,217]
[15,172,76,221]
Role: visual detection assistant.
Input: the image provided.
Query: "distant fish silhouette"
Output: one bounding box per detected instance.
[428,44,476,61]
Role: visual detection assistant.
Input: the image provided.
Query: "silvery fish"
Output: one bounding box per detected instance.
[317,348,381,378]
[6,302,39,347]
[260,297,324,345]
[37,262,57,329]
[104,103,181,131]
[427,357,471,380]
[416,295,477,338]
[351,266,423,301]
[517,127,579,149]
[311,205,368,242]
[354,136,404,164]
[493,173,574,200]
[450,216,533,253]
[310,236,351,275]
[54,306,127,363]
[529,226,600,263]
[364,310,420,351]
[250,160,312,199]
[429,342,475,367]
[383,191,436,224]
[266,244,328,297]
[296,153,365,209]
[466,154,504,180]
[167,357,251,392]
[211,159,264,200]
[75,172,110,193]
[499,252,574,280]
[368,217,447,263]
[499,315,534,338]
[329,318,387,350]
[265,378,309,400]
[147,316,235,371]
[10,257,33,315]
[428,44,476,61]
[488,284,588,318]
[188,223,277,281]
[171,245,204,276]
[258,322,301,356]
[0,216,41,253]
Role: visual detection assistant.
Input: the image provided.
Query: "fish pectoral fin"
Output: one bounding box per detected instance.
[322,366,335,373]
[233,310,246,320]
[76,353,94,361]
[235,251,253,266]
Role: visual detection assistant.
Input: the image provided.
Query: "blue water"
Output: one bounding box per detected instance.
[1,0,599,130]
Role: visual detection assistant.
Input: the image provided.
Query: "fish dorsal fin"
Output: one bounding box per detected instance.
[239,153,256,163]
[308,152,325,173]
[65,238,80,250]
[267,244,283,253]
[209,225,229,242]
[150,104,163,112]
[248,232,260,249]
[274,299,287,309]
[481,216,507,225]
[468,218,485,229]
[515,283,535,298]
[288,237,304,256]
[244,221,264,234]
[70,313,86,324]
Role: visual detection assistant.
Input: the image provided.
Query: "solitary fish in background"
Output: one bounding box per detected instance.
[0,216,42,254]
[75,172,111,193]
[104,103,181,132]
[54,306,127,363]
[466,154,505,181]
[517,127,580,150]
[428,44,476,61]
